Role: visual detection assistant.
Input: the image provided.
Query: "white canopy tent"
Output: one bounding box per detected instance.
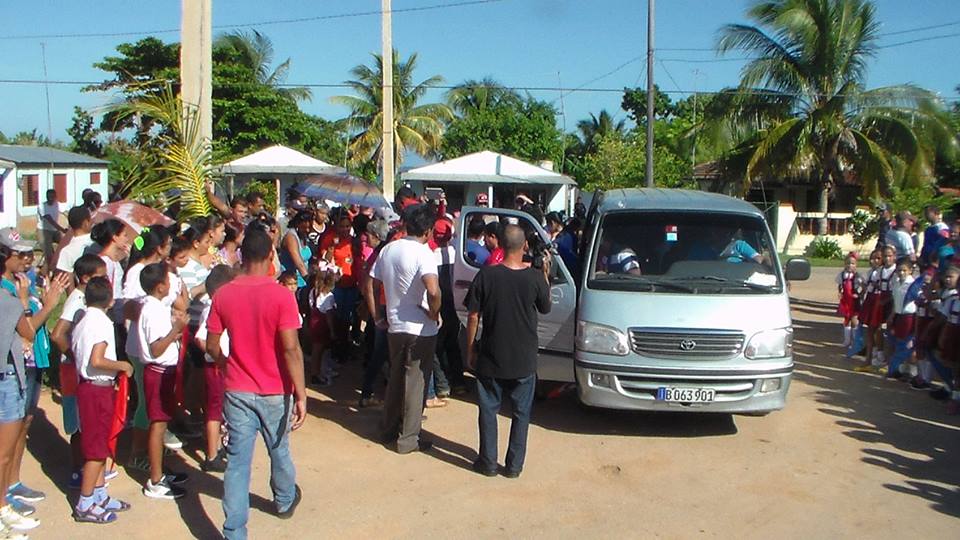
[401,150,576,213]
[219,145,346,205]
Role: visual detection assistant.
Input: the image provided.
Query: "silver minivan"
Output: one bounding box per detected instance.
[454,188,810,414]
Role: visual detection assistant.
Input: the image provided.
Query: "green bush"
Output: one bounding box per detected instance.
[805,236,844,259]
[235,179,278,214]
[849,209,876,246]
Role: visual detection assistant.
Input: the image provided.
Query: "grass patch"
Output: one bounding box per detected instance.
[783,255,844,268]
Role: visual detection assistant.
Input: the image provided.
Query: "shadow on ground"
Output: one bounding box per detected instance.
[789,294,960,518]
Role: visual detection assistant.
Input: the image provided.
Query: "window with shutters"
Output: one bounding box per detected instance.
[54,173,68,203]
[21,174,39,207]
[90,171,101,185]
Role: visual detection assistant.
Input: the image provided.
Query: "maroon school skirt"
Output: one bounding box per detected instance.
[939,324,960,366]
[915,316,934,350]
[892,314,915,340]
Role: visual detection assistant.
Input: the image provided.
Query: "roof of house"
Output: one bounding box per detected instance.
[401,150,575,186]
[595,188,764,217]
[0,145,108,167]
[220,145,344,175]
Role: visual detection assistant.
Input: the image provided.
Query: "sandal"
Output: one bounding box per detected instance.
[73,503,118,524]
[102,496,131,512]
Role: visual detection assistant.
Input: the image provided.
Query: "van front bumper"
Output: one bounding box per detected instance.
[575,360,793,414]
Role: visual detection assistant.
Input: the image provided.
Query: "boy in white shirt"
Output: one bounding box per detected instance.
[193,265,237,472]
[49,255,107,490]
[70,277,134,524]
[136,263,189,500]
[885,260,916,378]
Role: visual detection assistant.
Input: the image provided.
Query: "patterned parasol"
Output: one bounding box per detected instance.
[92,200,175,233]
[293,173,391,209]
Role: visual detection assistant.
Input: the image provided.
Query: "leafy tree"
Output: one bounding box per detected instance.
[575,110,626,155]
[441,97,565,164]
[567,132,691,190]
[67,106,103,157]
[213,29,312,103]
[712,0,956,232]
[621,84,675,124]
[446,78,521,116]
[4,129,66,148]
[331,50,453,171]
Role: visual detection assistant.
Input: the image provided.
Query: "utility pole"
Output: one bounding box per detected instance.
[645,0,655,188]
[381,0,396,201]
[180,0,212,143]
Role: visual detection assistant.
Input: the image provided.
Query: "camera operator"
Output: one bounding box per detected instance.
[465,224,552,478]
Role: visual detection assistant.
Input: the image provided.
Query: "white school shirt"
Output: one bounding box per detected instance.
[878,265,896,292]
[194,304,229,364]
[891,275,916,315]
[60,288,86,325]
[313,290,336,313]
[940,289,958,319]
[71,307,117,382]
[369,237,439,337]
[56,234,94,273]
[137,296,180,367]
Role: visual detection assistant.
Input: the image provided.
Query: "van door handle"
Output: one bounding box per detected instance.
[455,280,472,289]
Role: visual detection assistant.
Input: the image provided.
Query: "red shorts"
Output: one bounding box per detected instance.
[309,309,332,347]
[143,365,177,422]
[204,363,225,422]
[76,382,116,460]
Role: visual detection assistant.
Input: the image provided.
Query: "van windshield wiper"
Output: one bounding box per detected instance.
[596,274,694,292]
[668,275,778,292]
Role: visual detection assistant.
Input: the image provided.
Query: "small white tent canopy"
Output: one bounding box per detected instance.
[401,150,576,213]
[219,145,346,207]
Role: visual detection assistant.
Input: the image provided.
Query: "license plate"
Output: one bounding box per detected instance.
[656,387,716,403]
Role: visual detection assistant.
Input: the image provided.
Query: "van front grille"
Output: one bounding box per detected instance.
[629,329,744,359]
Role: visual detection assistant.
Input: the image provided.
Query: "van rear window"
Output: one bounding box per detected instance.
[587,211,781,294]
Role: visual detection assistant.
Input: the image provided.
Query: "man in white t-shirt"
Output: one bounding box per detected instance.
[884,211,917,263]
[367,204,442,454]
[39,189,66,275]
[56,206,95,279]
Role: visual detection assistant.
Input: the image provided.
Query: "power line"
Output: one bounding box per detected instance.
[0,0,506,40]
[550,56,643,104]
[2,78,957,101]
[876,31,960,49]
[880,19,960,37]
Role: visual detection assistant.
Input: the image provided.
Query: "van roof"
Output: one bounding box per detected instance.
[596,188,764,217]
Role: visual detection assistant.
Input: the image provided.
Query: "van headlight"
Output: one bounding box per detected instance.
[744,328,793,359]
[577,321,629,356]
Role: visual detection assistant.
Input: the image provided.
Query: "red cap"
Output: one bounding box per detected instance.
[433,218,453,243]
[475,193,489,205]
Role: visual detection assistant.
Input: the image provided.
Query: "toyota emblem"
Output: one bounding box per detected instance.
[679,339,697,351]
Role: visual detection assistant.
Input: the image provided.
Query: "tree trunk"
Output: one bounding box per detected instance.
[817,171,832,236]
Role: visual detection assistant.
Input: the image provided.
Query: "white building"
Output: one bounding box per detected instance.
[401,151,577,214]
[0,145,109,229]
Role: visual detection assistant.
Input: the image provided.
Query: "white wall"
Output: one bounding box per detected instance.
[13,165,108,227]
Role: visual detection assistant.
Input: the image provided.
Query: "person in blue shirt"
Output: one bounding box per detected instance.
[688,228,763,264]
[921,205,949,267]
[465,216,490,266]
[937,221,959,274]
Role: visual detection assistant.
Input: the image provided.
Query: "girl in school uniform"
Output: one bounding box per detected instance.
[853,249,883,369]
[909,269,938,389]
[836,253,864,348]
[936,266,960,414]
[885,260,916,379]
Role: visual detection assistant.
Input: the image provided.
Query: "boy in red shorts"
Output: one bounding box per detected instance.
[194,265,237,472]
[136,263,189,499]
[70,276,133,523]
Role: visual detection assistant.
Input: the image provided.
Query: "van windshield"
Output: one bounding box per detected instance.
[587,211,782,294]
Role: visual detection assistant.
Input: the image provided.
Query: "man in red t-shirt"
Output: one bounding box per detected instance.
[320,213,361,359]
[206,229,306,538]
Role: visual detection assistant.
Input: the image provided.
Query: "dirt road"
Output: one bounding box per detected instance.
[23,268,960,538]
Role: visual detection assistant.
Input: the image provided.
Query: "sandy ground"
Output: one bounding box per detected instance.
[20,267,960,539]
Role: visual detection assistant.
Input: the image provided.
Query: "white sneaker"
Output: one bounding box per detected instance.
[142,478,185,500]
[0,505,39,531]
[163,430,183,451]
[0,521,28,540]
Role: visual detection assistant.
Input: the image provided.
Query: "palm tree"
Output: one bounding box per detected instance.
[576,110,626,154]
[445,77,521,116]
[713,0,955,230]
[331,50,453,170]
[109,84,214,219]
[214,29,312,102]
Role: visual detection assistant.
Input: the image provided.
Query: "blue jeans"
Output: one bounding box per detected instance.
[222,392,297,540]
[476,374,536,473]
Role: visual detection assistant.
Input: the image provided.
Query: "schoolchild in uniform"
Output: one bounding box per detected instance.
[836,253,864,348]
[926,266,959,401]
[908,269,937,389]
[854,249,883,369]
[70,277,133,524]
[936,266,960,414]
[885,260,916,379]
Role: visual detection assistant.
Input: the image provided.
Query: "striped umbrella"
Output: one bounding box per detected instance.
[293,174,391,210]
[93,200,175,233]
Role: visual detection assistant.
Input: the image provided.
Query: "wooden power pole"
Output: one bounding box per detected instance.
[180,0,212,144]
[645,0,655,188]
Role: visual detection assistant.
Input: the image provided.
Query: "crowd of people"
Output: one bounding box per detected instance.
[0,183,562,539]
[837,205,960,413]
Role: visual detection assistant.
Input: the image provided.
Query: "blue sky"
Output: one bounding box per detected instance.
[2,0,959,146]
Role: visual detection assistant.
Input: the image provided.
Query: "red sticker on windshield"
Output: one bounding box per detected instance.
[665,225,678,242]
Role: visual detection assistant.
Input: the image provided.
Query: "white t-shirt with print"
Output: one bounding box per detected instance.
[71,307,117,382]
[370,237,439,337]
[56,234,94,273]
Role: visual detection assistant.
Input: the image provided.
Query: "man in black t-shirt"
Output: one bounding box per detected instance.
[465,224,551,478]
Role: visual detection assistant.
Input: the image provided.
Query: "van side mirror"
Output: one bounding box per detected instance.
[784,258,811,281]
